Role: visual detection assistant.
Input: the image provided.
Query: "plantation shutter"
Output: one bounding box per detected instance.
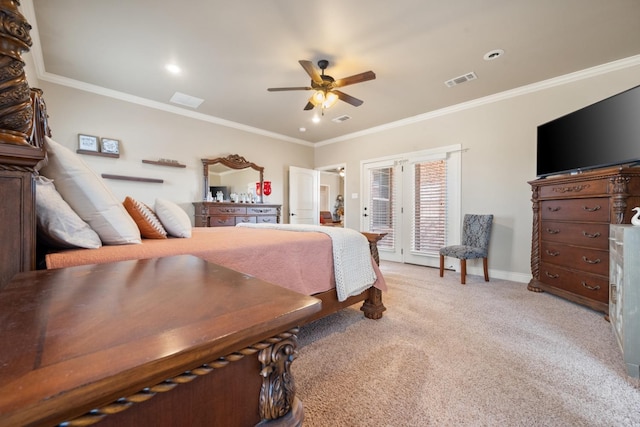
[368,166,395,249]
[412,159,447,255]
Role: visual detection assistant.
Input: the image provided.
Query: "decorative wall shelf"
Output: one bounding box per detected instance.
[101,173,163,184]
[76,149,119,159]
[142,159,186,168]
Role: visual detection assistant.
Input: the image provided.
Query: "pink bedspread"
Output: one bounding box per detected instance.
[46,227,386,296]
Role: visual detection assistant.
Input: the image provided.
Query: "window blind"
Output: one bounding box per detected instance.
[412,160,446,254]
[368,167,395,249]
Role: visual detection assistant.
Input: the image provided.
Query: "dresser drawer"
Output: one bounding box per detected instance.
[208,216,236,227]
[235,216,257,225]
[247,207,278,215]
[540,198,609,222]
[540,242,608,275]
[540,221,609,249]
[539,263,608,303]
[208,206,247,215]
[257,216,278,224]
[538,179,609,199]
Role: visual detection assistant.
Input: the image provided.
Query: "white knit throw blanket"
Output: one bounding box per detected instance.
[236,223,377,301]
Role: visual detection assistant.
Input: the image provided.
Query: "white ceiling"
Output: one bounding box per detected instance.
[25,0,640,145]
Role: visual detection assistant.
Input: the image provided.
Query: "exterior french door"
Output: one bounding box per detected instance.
[362,146,461,267]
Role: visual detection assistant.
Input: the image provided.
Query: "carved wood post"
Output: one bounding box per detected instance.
[360,232,387,319]
[610,175,630,224]
[258,329,299,422]
[0,0,34,146]
[527,184,542,292]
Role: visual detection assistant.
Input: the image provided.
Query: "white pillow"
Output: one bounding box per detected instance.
[35,176,102,249]
[155,198,192,238]
[40,136,141,245]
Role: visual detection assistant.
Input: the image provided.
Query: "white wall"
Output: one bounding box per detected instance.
[36,81,314,220]
[27,56,640,280]
[315,63,640,280]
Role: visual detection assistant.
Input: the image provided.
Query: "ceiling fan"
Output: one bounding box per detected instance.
[267,59,376,111]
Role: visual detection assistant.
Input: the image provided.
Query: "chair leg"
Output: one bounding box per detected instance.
[439,255,444,277]
[483,257,489,282]
[460,259,466,285]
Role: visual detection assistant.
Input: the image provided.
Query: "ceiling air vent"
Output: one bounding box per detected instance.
[332,115,351,123]
[444,72,478,88]
[170,91,204,108]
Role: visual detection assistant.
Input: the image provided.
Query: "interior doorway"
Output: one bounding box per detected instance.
[317,164,346,225]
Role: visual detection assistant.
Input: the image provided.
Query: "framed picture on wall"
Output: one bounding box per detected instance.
[101,138,120,154]
[78,134,99,152]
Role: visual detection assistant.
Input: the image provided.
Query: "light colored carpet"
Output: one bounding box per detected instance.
[293,261,640,426]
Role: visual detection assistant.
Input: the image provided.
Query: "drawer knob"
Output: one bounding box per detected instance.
[545,228,560,234]
[545,250,560,256]
[582,231,601,238]
[545,271,559,279]
[581,281,601,291]
[547,206,561,212]
[581,256,601,264]
[582,205,601,212]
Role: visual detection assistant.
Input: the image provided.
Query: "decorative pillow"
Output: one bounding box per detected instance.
[155,198,192,238]
[123,196,167,239]
[35,176,102,249]
[40,136,141,245]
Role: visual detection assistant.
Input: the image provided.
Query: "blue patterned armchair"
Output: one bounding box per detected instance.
[439,214,493,284]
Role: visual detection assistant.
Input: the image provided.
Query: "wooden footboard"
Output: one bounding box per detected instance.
[305,231,387,324]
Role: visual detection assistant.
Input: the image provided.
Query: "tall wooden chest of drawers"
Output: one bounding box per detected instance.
[193,202,281,227]
[528,166,640,313]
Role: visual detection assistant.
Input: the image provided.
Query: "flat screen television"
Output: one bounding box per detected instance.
[536,84,640,178]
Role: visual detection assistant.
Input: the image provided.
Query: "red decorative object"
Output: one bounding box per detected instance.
[263,181,272,196]
[255,182,262,196]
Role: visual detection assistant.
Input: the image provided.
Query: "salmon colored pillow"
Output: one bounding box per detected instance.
[123,196,167,239]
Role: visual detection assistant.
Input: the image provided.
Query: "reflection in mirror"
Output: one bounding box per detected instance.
[202,155,264,203]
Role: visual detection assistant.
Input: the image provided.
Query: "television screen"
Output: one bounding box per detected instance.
[209,186,228,200]
[536,84,640,177]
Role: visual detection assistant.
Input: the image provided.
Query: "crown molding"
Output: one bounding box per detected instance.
[19,1,640,149]
[316,54,640,147]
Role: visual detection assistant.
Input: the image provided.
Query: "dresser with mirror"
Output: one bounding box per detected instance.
[194,154,281,227]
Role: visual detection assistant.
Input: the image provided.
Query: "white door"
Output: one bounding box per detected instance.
[401,153,459,267]
[361,159,403,262]
[288,166,319,224]
[362,146,461,266]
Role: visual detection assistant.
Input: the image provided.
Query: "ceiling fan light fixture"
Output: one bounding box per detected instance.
[312,90,325,104]
[323,92,339,109]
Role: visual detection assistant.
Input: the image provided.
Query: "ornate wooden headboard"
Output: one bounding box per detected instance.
[0,0,49,287]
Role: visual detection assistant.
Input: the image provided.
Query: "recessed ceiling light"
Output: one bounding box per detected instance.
[165,64,181,74]
[299,127,306,132]
[483,49,504,61]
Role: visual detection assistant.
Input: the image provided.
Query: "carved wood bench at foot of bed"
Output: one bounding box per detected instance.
[0,256,321,427]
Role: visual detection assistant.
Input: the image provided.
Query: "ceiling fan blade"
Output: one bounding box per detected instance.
[304,94,317,110]
[299,60,322,84]
[333,90,364,107]
[334,71,376,88]
[267,86,311,91]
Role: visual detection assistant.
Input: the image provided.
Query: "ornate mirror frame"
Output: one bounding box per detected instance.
[202,154,264,203]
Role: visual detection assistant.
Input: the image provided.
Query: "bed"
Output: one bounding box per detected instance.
[0,2,385,425]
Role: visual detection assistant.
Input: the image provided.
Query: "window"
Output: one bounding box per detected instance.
[368,166,395,249]
[412,159,446,255]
